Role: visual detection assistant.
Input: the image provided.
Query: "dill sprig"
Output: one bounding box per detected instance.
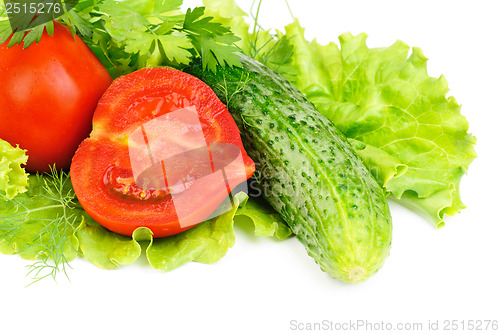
[0,166,82,285]
[245,0,297,78]
[216,72,250,107]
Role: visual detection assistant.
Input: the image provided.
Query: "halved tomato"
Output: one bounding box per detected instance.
[70,68,255,238]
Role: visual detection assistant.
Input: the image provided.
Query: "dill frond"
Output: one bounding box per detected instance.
[0,166,83,285]
[217,72,251,107]
[246,0,296,78]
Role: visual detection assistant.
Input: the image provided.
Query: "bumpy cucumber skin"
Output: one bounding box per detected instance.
[186,56,392,283]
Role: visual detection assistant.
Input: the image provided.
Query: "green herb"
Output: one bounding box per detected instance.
[216,71,250,106]
[183,6,241,72]
[0,0,241,77]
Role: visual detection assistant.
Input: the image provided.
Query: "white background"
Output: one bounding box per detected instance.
[1,1,499,333]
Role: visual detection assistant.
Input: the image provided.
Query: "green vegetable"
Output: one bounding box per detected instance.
[0,0,241,77]
[205,0,476,227]
[186,55,393,283]
[74,217,142,270]
[235,192,292,240]
[0,138,28,199]
[0,168,290,282]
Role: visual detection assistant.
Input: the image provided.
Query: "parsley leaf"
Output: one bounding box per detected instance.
[156,32,192,64]
[153,0,183,15]
[191,32,241,72]
[183,6,230,37]
[183,7,241,71]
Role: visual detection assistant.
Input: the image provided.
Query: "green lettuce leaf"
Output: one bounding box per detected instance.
[137,196,239,272]
[76,216,142,269]
[234,193,291,240]
[348,138,408,188]
[0,139,29,199]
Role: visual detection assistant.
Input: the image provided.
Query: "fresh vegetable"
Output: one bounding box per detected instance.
[0,1,242,78]
[70,67,255,238]
[0,138,28,199]
[204,0,477,227]
[0,21,112,172]
[187,55,393,283]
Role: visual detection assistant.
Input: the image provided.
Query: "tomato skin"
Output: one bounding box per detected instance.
[71,67,255,238]
[0,22,112,172]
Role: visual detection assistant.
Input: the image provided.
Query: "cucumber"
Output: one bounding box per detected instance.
[186,55,392,283]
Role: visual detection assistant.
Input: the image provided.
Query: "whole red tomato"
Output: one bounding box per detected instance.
[0,22,112,172]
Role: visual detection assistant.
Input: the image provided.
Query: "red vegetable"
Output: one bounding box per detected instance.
[0,22,112,172]
[70,67,255,237]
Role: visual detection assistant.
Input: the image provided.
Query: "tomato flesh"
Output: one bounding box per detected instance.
[104,165,169,202]
[71,68,255,237]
